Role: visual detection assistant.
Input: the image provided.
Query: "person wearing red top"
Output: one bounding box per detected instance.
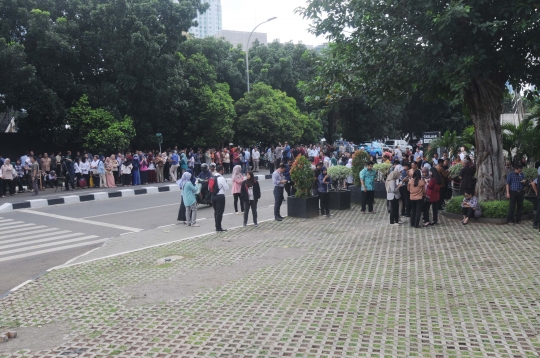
[313,155,320,166]
[423,167,442,226]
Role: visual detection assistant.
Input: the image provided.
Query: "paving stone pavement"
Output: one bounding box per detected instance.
[1,201,540,357]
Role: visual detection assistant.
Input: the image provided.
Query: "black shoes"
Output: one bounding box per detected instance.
[275,217,283,221]
[216,228,227,232]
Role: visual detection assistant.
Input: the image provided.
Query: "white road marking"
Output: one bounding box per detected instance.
[82,203,178,219]
[17,210,142,232]
[0,221,25,228]
[2,225,43,235]
[0,238,106,263]
[0,227,59,241]
[1,230,72,245]
[0,235,100,256]
[0,232,86,250]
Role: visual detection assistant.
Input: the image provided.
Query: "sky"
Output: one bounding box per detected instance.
[221,0,325,46]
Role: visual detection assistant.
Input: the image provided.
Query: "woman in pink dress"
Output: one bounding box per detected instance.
[105,156,117,188]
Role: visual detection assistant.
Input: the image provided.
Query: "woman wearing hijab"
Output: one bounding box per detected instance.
[180,151,188,175]
[386,169,403,225]
[176,169,197,223]
[240,171,261,227]
[121,156,133,186]
[345,158,353,189]
[231,165,245,214]
[318,166,332,217]
[105,157,117,188]
[179,172,200,227]
[131,154,141,185]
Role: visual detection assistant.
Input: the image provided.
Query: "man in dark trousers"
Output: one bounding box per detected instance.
[211,165,229,232]
[506,164,525,225]
[272,164,287,221]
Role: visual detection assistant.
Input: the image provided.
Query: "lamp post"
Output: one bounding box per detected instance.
[246,17,277,93]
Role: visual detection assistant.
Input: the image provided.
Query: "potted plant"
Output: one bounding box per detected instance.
[372,163,391,199]
[327,165,352,210]
[522,167,538,208]
[288,155,319,218]
[448,163,463,196]
[350,150,370,203]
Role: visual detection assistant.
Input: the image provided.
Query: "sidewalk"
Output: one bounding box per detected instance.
[1,202,540,356]
[0,172,273,212]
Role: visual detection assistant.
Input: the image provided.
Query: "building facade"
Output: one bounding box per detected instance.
[214,30,267,51]
[189,0,222,39]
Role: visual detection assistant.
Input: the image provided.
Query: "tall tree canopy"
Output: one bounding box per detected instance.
[300,0,539,201]
[1,0,207,147]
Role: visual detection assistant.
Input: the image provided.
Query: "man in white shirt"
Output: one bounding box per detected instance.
[212,165,230,232]
[459,147,466,161]
[394,146,403,162]
[252,147,261,172]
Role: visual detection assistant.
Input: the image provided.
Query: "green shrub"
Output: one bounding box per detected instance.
[448,163,463,179]
[481,199,534,218]
[445,195,534,218]
[523,167,538,181]
[327,165,352,190]
[352,150,369,186]
[373,163,391,182]
[445,196,464,215]
[290,154,314,198]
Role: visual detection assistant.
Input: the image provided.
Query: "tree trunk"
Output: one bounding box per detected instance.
[464,75,507,201]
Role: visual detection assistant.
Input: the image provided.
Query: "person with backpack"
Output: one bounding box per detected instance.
[209,165,229,232]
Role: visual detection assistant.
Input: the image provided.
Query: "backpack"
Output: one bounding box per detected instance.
[208,175,220,195]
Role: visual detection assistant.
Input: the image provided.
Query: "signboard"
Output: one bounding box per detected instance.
[422,131,440,152]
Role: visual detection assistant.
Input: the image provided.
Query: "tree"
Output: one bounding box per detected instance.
[300,0,540,201]
[234,83,320,145]
[69,95,135,153]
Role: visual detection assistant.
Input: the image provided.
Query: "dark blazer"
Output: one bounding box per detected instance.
[240,180,261,201]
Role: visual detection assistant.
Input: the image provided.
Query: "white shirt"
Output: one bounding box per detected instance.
[214,174,229,195]
[91,160,99,174]
[244,151,250,160]
[80,162,90,174]
[459,152,466,161]
[252,150,260,160]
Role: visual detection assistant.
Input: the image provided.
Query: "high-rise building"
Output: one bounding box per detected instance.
[189,0,222,39]
[214,30,267,51]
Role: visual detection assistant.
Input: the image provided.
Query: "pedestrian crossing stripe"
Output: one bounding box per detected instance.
[0,216,105,263]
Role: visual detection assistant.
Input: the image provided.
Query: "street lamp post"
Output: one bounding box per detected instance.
[246,17,277,93]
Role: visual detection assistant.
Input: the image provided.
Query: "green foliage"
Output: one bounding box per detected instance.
[445,195,534,218]
[290,155,314,198]
[445,196,464,215]
[352,150,369,186]
[69,95,135,152]
[327,165,351,191]
[522,168,537,182]
[502,116,540,164]
[482,200,534,218]
[373,163,391,182]
[426,129,474,160]
[235,83,318,145]
[448,163,464,179]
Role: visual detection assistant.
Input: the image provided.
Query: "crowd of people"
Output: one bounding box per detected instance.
[3,140,538,234]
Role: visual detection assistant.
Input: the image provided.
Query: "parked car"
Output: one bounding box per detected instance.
[384,139,409,150]
[360,142,383,158]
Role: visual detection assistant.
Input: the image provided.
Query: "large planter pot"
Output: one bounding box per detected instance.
[373,182,386,199]
[525,196,538,210]
[350,185,362,203]
[287,195,320,219]
[329,190,351,210]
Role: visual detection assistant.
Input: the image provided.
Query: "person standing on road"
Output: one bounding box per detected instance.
[212,165,229,232]
[252,147,260,172]
[506,164,525,225]
[241,171,261,227]
[267,147,275,174]
[231,165,245,215]
[30,156,39,195]
[273,164,287,221]
[169,151,179,182]
[359,161,376,213]
[318,166,332,217]
[182,172,200,227]
[1,159,15,197]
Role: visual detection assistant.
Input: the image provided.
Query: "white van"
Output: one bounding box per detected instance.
[384,139,408,150]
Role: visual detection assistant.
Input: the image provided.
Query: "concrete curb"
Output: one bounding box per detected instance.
[0,175,273,213]
[440,210,535,225]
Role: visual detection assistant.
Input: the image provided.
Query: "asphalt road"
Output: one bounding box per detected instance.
[0,179,280,295]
